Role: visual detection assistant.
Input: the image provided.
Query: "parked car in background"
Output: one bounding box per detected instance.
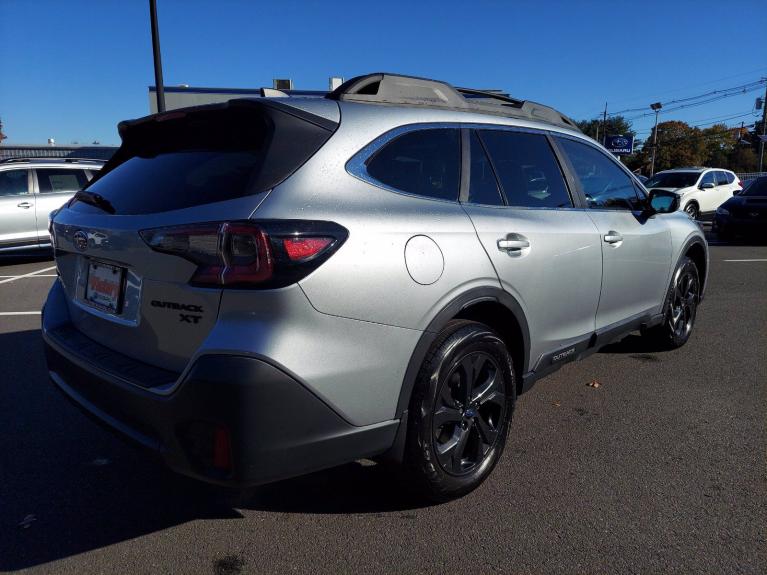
[713,176,767,240]
[635,174,649,184]
[0,158,103,252]
[644,167,742,220]
[43,73,708,501]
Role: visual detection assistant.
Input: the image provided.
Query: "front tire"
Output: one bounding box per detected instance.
[684,202,699,220]
[642,256,700,349]
[404,320,515,502]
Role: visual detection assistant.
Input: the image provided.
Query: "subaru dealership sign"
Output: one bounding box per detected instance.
[604,135,634,155]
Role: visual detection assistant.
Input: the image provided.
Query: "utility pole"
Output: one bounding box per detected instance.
[602,102,608,145]
[759,78,767,173]
[149,0,166,113]
[650,102,662,176]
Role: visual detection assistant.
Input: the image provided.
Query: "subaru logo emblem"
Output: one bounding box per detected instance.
[73,231,88,251]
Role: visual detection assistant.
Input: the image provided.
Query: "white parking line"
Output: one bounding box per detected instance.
[0,266,57,285]
[723,259,767,262]
[0,311,42,316]
[0,274,57,278]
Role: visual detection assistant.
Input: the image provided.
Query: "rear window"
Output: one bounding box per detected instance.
[742,177,767,196]
[73,102,335,215]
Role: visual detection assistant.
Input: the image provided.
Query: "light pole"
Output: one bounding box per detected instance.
[149,0,166,113]
[649,102,662,176]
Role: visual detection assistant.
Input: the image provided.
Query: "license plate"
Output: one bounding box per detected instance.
[85,261,124,314]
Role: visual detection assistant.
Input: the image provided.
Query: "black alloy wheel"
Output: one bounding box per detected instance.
[642,256,700,349]
[405,320,515,502]
[684,202,699,220]
[432,351,506,475]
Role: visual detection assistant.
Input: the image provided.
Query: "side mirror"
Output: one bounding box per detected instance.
[647,189,679,214]
[700,182,715,190]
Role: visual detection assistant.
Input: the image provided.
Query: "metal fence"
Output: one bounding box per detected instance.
[736,172,767,182]
[0,145,117,161]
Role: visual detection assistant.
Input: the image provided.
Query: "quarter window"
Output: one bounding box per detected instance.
[36,169,89,194]
[468,131,504,206]
[366,128,460,201]
[0,170,29,197]
[557,138,643,211]
[478,130,572,208]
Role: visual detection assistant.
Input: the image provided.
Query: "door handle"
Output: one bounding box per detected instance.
[17,202,33,209]
[497,237,530,252]
[603,231,623,244]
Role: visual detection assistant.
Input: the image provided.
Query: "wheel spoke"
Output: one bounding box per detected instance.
[433,405,462,429]
[477,389,504,409]
[471,367,498,404]
[474,415,497,449]
[451,425,471,469]
[458,354,482,404]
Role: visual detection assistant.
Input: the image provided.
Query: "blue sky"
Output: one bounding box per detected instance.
[1,0,765,146]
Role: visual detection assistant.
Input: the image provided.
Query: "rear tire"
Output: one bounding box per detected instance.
[642,256,700,350]
[404,320,515,502]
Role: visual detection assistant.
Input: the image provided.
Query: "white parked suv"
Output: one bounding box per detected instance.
[644,167,742,220]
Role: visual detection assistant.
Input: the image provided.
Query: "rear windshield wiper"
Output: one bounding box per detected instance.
[71,190,116,214]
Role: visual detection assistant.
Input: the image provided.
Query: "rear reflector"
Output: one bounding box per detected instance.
[283,237,332,261]
[213,426,232,471]
[140,220,347,288]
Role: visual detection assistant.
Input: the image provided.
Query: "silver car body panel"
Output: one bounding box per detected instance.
[45,96,707,428]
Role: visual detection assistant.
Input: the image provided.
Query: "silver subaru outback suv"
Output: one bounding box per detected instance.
[43,74,707,501]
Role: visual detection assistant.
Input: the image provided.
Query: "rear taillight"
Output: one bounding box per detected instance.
[140,220,347,288]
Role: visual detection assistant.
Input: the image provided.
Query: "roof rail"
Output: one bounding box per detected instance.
[326,73,580,131]
[0,157,107,165]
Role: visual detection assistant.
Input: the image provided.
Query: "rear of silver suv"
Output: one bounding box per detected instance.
[43,74,707,500]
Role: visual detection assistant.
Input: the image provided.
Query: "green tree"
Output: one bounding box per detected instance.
[644,120,707,172]
[701,123,736,167]
[575,115,635,142]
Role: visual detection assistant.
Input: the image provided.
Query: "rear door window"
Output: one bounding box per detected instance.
[36,169,89,194]
[366,128,460,201]
[0,170,30,196]
[467,131,504,206]
[556,137,643,211]
[715,171,729,186]
[478,130,572,208]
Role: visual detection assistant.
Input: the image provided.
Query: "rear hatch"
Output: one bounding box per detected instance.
[50,99,338,374]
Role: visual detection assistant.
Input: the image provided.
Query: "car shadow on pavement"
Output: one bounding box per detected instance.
[598,334,665,355]
[0,328,426,571]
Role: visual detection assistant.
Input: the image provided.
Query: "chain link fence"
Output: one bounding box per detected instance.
[0,145,117,161]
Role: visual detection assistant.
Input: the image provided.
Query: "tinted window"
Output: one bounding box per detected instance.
[0,170,29,197]
[715,171,728,186]
[468,131,503,206]
[558,138,642,211]
[479,130,571,208]
[645,171,699,189]
[742,177,767,196]
[700,171,715,186]
[726,172,735,184]
[366,129,460,201]
[36,169,89,194]
[75,104,334,215]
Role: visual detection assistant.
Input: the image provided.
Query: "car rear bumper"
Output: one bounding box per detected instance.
[714,215,766,235]
[42,284,399,488]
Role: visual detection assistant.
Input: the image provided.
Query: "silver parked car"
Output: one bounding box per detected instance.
[0,158,103,252]
[43,74,708,501]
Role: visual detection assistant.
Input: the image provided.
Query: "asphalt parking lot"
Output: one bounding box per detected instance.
[1,230,765,574]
